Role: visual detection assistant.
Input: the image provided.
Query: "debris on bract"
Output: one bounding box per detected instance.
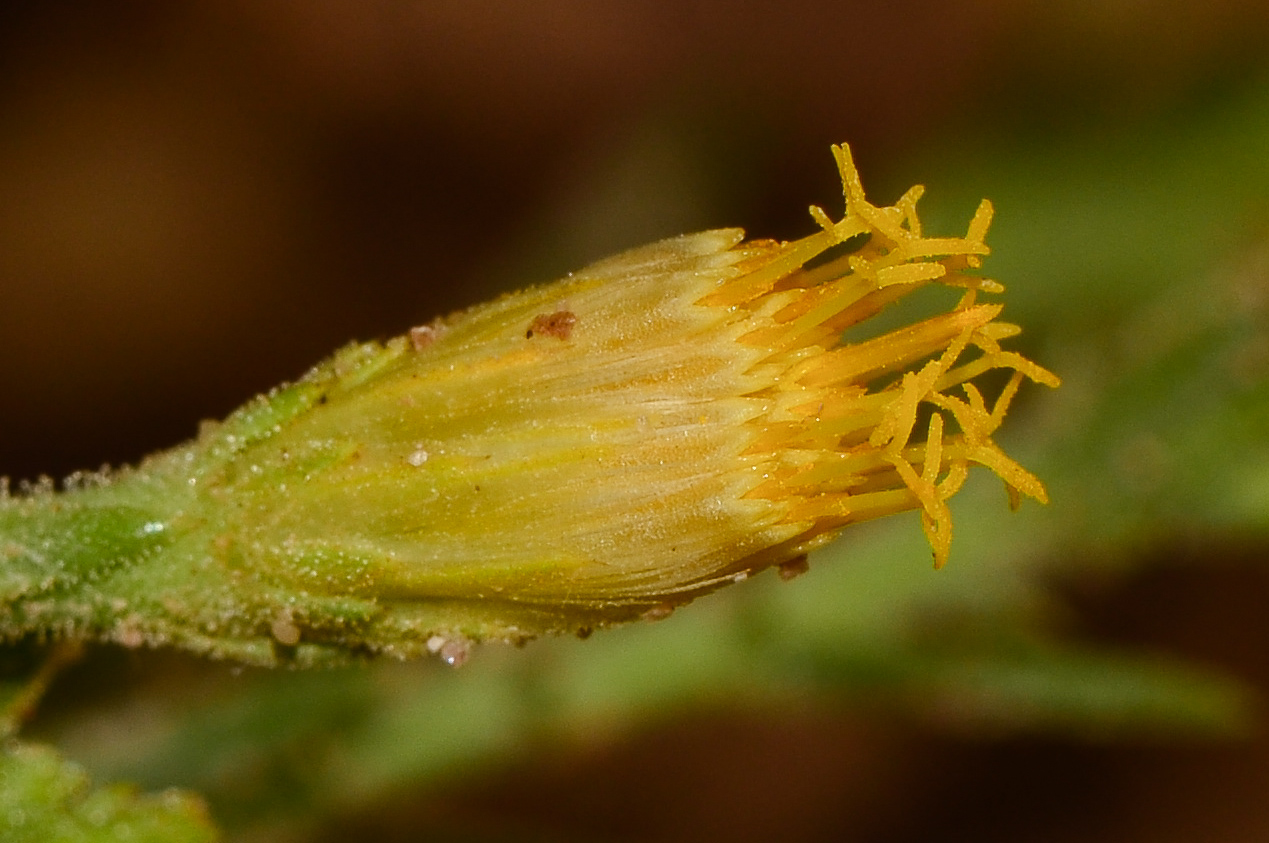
[777,555,811,582]
[426,634,471,668]
[408,321,444,350]
[525,310,577,340]
[640,603,675,622]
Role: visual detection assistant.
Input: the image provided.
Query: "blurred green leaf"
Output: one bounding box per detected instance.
[910,78,1269,551]
[0,741,218,843]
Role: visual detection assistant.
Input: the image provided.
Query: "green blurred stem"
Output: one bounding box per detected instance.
[0,641,84,737]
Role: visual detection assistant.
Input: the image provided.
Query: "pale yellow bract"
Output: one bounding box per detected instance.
[225,144,1057,645]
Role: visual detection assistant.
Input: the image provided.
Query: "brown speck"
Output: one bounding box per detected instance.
[439,639,469,667]
[641,603,675,622]
[409,323,441,350]
[778,555,810,581]
[526,310,577,340]
[427,634,471,667]
[116,616,145,649]
[271,613,301,646]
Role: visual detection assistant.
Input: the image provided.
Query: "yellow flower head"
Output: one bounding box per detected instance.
[190,144,1057,657]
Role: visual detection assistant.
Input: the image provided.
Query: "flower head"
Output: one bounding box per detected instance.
[192,144,1057,655]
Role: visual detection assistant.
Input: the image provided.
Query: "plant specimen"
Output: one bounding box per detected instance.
[0,145,1056,670]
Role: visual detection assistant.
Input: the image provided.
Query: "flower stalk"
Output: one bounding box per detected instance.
[0,144,1057,666]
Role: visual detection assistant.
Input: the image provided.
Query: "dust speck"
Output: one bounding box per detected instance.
[271,613,301,646]
[778,555,810,581]
[427,634,471,667]
[440,639,469,667]
[409,322,443,350]
[426,634,472,670]
[116,616,145,649]
[526,310,577,340]
[640,603,675,622]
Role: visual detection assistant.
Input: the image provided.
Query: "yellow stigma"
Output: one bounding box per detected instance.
[208,143,1058,646]
[702,144,1059,571]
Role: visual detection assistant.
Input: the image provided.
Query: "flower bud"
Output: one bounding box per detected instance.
[1,144,1056,665]
[188,144,1057,657]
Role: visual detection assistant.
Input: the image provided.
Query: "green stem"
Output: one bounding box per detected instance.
[0,479,178,642]
[0,364,391,667]
[0,460,381,667]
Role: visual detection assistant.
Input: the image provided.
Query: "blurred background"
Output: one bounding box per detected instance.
[2,1,1269,841]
